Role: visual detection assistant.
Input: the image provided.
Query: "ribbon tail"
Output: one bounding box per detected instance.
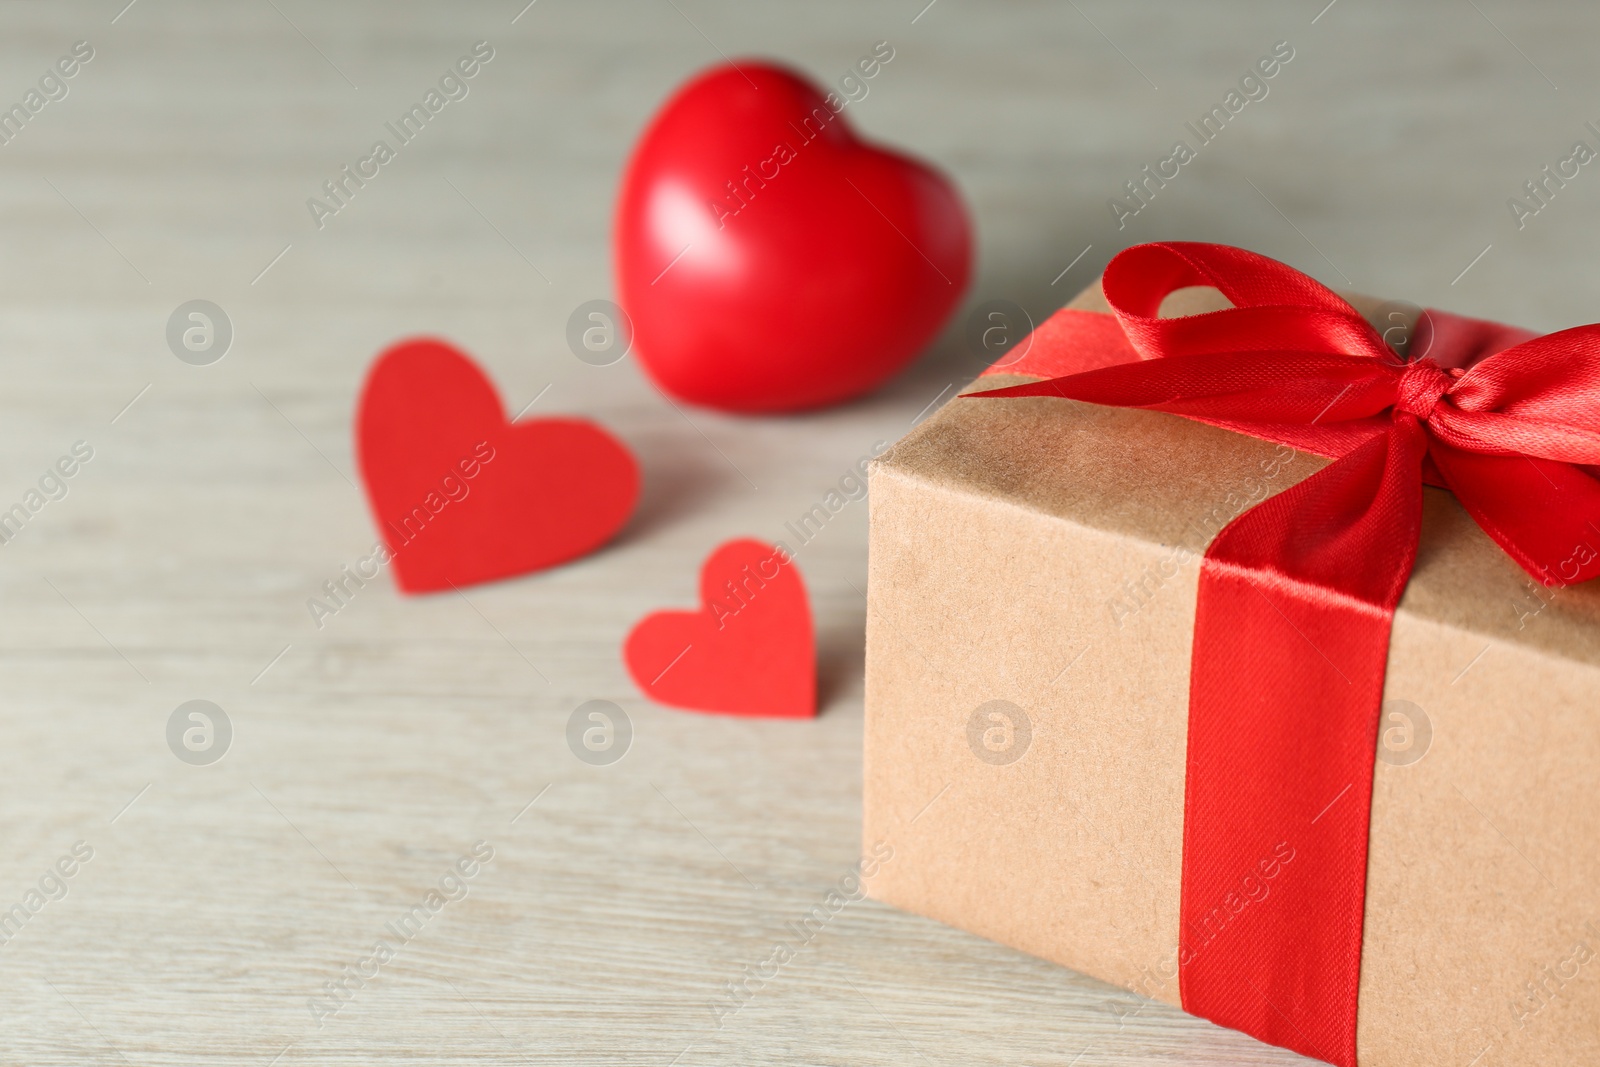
[1426,439,1600,587]
[1179,418,1428,1067]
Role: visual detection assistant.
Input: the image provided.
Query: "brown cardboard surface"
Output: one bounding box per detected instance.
[862,281,1600,1066]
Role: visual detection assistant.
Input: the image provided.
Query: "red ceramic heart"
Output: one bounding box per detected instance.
[624,539,815,717]
[356,338,639,593]
[615,60,972,413]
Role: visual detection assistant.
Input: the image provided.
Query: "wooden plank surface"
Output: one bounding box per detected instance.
[0,1,1592,1063]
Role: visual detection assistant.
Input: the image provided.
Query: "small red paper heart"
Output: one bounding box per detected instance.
[615,60,971,413]
[624,539,815,717]
[356,338,639,593]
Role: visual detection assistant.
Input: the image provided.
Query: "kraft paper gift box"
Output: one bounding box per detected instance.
[861,276,1600,1067]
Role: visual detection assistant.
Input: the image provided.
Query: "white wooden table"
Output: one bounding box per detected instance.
[0,1,1591,1063]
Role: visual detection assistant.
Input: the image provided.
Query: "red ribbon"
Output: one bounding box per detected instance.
[969,242,1600,1066]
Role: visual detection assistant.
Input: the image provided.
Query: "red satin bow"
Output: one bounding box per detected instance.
[970,242,1600,1066]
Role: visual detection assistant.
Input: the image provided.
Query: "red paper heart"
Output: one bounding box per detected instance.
[615,60,971,413]
[624,539,815,717]
[355,338,639,593]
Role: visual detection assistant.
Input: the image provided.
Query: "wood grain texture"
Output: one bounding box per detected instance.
[0,1,1593,1063]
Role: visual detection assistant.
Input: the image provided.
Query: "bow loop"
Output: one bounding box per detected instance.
[1102,242,1393,364]
[1424,324,1600,467]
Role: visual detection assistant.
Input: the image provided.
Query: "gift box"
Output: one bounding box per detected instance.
[862,243,1600,1067]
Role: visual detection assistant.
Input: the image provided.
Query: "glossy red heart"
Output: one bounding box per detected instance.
[615,60,972,413]
[624,539,815,717]
[355,338,639,593]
